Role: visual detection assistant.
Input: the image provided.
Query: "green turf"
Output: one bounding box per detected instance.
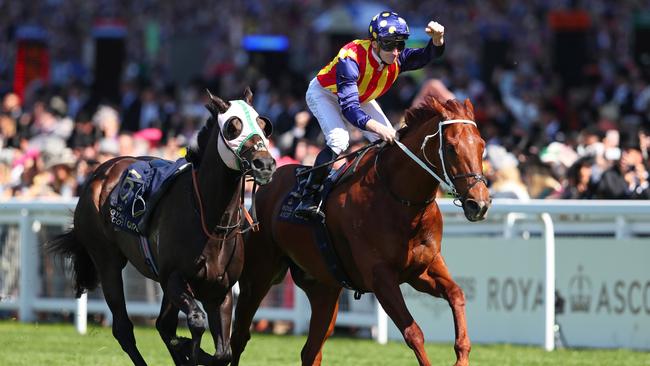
[0,320,648,365]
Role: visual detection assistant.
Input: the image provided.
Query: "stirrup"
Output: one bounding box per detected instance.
[295,206,325,220]
[294,196,325,220]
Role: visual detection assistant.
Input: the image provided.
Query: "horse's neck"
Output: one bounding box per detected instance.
[197,142,241,229]
[376,132,441,204]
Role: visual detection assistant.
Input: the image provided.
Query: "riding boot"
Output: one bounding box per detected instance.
[295,147,338,219]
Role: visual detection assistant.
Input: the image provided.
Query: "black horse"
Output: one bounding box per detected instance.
[48,88,276,365]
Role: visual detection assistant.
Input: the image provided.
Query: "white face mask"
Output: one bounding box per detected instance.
[216,100,270,170]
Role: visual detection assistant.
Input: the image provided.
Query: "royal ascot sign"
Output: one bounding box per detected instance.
[389,238,650,349]
[555,239,650,349]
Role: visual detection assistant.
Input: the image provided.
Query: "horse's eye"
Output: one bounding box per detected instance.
[223,117,243,140]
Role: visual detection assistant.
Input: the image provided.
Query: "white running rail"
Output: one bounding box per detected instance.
[1,198,649,350]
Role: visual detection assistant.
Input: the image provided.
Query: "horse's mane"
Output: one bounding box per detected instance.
[401,96,466,137]
[185,115,217,167]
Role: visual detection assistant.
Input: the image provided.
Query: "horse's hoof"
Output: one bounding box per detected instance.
[212,360,231,366]
[170,336,192,349]
[214,352,233,364]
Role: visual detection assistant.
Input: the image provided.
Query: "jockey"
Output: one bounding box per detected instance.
[295,11,446,219]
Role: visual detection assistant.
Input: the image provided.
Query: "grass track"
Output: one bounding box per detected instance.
[0,321,648,365]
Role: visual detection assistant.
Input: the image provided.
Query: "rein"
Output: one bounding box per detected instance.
[191,168,246,283]
[203,103,267,235]
[191,168,258,242]
[374,145,435,207]
[296,140,383,176]
[376,119,488,207]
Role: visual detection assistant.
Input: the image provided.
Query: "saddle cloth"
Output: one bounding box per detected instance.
[109,157,192,235]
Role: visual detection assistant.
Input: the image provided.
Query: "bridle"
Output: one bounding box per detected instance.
[188,120,267,282]
[376,119,488,207]
[193,101,272,243]
[223,132,268,174]
[420,119,488,202]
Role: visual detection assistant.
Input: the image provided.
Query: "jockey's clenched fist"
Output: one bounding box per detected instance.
[426,21,445,46]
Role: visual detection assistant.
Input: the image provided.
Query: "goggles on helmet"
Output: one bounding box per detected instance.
[378,38,406,52]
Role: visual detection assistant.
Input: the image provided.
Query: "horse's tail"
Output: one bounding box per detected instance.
[47,229,98,298]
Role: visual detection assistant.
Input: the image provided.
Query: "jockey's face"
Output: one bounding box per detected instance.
[372,38,404,65]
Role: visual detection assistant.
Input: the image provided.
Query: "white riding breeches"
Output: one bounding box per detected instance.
[305,78,392,155]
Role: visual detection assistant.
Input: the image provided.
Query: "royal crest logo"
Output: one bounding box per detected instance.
[568,265,592,312]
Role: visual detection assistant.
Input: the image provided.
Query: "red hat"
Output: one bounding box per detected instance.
[134,128,163,148]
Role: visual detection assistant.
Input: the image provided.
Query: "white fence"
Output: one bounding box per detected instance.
[1,198,649,350]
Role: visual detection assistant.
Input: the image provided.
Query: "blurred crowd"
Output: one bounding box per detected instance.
[1,0,650,200]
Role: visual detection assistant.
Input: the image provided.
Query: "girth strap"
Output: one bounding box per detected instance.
[312,219,365,298]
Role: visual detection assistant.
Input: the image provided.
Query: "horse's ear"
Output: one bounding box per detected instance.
[429,96,449,118]
[464,98,475,119]
[243,87,253,105]
[205,89,230,116]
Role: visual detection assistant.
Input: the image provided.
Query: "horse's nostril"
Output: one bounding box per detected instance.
[464,199,480,213]
[252,158,266,170]
[252,158,275,172]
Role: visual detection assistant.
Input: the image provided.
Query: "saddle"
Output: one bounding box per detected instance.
[109,158,192,236]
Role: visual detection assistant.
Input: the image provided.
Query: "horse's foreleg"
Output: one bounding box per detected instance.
[409,257,470,366]
[204,289,233,366]
[231,251,286,365]
[292,268,341,366]
[230,275,269,366]
[166,271,207,366]
[373,266,431,366]
[99,267,148,366]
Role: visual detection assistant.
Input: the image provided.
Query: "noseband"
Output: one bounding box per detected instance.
[377,119,488,207]
[230,136,268,174]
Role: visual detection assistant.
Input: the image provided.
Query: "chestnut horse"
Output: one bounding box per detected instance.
[231,97,490,366]
[48,89,276,366]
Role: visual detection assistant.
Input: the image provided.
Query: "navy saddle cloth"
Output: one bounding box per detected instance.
[109,158,192,235]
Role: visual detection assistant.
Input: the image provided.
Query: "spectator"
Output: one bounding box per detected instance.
[0,113,20,149]
[485,145,529,200]
[2,93,22,120]
[640,125,649,161]
[275,110,311,157]
[561,156,596,199]
[0,0,648,204]
[595,130,650,199]
[43,148,78,197]
[68,109,100,150]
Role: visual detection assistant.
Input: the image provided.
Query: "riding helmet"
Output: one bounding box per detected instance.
[368,11,410,41]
